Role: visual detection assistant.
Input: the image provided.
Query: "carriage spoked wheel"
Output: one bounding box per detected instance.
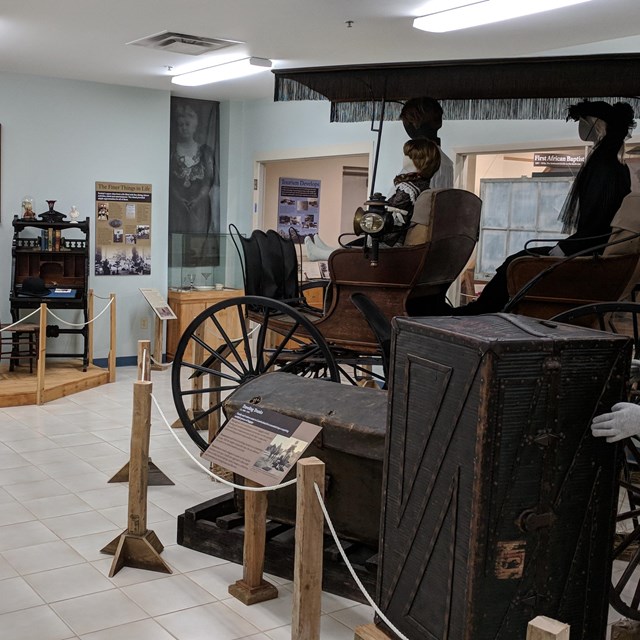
[171,295,340,452]
[552,302,640,619]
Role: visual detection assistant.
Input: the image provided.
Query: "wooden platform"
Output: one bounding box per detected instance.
[178,493,378,603]
[0,360,110,407]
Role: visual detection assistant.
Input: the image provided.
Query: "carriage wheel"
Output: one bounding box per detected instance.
[552,302,640,619]
[171,295,340,452]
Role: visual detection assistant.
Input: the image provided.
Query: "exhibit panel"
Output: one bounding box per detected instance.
[378,314,630,640]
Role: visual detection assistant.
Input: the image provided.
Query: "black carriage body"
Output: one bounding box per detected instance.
[225,373,388,546]
[378,314,629,640]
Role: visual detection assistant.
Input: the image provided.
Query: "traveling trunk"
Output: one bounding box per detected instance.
[377,314,629,640]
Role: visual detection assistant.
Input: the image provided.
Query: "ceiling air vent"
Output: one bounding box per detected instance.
[127,31,242,56]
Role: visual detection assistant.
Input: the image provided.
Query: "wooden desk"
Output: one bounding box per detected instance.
[166,288,243,362]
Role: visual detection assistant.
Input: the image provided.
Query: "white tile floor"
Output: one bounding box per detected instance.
[0,366,372,640]
[0,365,634,639]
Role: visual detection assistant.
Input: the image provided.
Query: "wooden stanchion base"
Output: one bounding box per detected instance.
[171,408,209,430]
[101,529,172,577]
[354,624,392,640]
[108,457,174,486]
[228,578,278,605]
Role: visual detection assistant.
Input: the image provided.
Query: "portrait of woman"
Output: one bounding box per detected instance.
[168,97,220,237]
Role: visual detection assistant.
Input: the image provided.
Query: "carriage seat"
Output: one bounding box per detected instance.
[505,192,640,320]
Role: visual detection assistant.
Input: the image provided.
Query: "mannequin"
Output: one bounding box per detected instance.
[399,97,454,189]
[451,100,635,316]
[305,138,441,261]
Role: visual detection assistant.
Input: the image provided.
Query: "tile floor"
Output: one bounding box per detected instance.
[0,366,372,640]
[0,365,634,639]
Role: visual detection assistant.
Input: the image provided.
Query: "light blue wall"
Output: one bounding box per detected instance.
[0,74,583,362]
[222,97,579,235]
[0,73,170,361]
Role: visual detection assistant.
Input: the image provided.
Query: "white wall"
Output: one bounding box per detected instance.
[0,73,170,362]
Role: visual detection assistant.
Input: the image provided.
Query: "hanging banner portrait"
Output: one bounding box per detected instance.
[168,97,220,268]
[94,182,152,276]
[277,177,321,242]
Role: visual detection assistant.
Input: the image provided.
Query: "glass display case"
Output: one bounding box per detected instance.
[168,232,242,291]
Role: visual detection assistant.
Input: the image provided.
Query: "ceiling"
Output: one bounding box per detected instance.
[1,0,639,103]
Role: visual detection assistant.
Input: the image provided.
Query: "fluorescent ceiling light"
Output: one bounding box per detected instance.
[413,0,593,33]
[171,57,272,86]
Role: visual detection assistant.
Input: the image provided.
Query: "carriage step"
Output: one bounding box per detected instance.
[177,492,377,603]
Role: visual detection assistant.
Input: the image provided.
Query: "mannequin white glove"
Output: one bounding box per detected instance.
[591,402,640,443]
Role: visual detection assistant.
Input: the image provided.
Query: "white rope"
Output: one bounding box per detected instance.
[141,348,148,382]
[313,482,410,640]
[47,296,113,327]
[151,393,297,492]
[0,308,41,332]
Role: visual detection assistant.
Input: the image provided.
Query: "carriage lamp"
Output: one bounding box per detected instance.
[353,193,392,237]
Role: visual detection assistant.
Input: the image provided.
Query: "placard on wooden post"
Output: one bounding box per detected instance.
[109,340,173,486]
[228,479,279,605]
[35,302,47,405]
[101,380,171,576]
[292,457,325,640]
[152,315,164,371]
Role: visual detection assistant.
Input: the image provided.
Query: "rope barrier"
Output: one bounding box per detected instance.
[0,308,41,332]
[151,393,297,492]
[141,348,148,382]
[47,296,113,327]
[313,482,410,640]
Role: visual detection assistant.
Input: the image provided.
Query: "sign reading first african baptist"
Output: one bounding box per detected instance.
[533,153,585,167]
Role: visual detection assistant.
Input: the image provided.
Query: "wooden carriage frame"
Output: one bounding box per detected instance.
[170,186,640,621]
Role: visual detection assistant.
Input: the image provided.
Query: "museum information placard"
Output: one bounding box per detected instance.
[95,181,152,276]
[202,403,322,486]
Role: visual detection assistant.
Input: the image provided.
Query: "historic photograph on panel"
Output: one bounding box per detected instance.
[168,97,220,268]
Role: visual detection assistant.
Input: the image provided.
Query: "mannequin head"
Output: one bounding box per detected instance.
[578,116,607,143]
[567,100,635,148]
[402,138,441,180]
[400,97,444,143]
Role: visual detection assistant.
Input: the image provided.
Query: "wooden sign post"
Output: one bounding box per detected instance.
[228,480,278,605]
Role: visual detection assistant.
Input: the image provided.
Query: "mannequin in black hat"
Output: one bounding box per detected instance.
[399,97,453,190]
[450,100,636,316]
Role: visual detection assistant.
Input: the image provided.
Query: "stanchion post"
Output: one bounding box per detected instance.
[526,616,570,640]
[292,457,325,640]
[36,303,47,405]
[137,339,151,382]
[87,288,94,366]
[108,293,116,382]
[109,340,173,485]
[101,380,171,576]
[228,479,278,605]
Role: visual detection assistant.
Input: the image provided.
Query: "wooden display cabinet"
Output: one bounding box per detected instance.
[166,288,243,362]
[10,215,90,369]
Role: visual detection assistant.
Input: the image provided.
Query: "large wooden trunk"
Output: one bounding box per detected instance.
[378,314,630,640]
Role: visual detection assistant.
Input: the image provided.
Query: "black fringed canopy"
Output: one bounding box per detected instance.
[273,53,640,121]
